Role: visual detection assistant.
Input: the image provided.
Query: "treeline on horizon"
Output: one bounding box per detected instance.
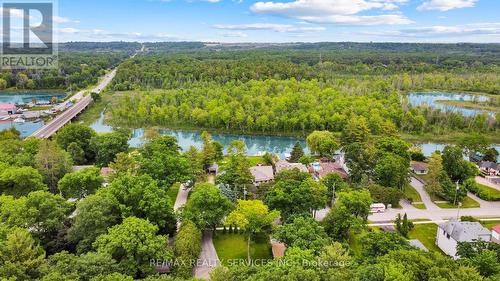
[0,41,140,91]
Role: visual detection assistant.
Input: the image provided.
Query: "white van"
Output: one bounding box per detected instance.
[370,203,386,213]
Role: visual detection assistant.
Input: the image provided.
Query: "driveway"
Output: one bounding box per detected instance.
[194,231,220,279]
[174,184,189,211]
[410,177,440,210]
[476,176,500,191]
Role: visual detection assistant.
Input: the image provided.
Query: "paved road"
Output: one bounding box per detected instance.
[314,177,500,223]
[194,230,220,279]
[30,69,117,138]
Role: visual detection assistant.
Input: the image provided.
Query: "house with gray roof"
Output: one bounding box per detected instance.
[250,165,274,187]
[275,160,308,174]
[436,220,491,259]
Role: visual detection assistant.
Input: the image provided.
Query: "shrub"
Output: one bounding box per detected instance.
[368,184,403,207]
[464,178,500,201]
[173,221,202,278]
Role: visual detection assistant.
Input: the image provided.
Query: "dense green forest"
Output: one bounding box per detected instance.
[0,42,139,91]
[108,45,500,136]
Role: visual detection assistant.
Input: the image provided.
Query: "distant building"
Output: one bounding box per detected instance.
[436,221,491,259]
[411,163,429,175]
[312,161,348,179]
[250,165,274,186]
[207,163,219,175]
[0,104,17,115]
[492,225,500,244]
[479,161,499,176]
[275,160,308,174]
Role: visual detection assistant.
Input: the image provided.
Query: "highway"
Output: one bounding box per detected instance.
[30,69,117,139]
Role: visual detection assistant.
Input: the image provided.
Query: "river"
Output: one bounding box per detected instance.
[91,111,499,161]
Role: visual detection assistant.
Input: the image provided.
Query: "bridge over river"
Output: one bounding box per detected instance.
[30,69,117,139]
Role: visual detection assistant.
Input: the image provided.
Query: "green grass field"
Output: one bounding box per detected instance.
[213,232,272,265]
[408,223,442,254]
[404,185,426,209]
[480,220,500,230]
[435,196,480,208]
[166,182,181,202]
[473,183,500,201]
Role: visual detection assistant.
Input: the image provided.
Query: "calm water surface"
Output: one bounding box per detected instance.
[91,111,308,159]
[407,92,493,117]
[0,91,66,105]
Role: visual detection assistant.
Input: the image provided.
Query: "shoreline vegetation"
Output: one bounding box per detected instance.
[434,100,500,113]
[78,99,500,145]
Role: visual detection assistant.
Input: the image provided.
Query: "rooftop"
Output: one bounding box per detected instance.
[0,104,16,110]
[275,160,308,174]
[479,161,499,170]
[315,162,348,179]
[438,221,491,242]
[492,225,500,234]
[250,165,274,182]
[411,162,428,171]
[409,239,428,252]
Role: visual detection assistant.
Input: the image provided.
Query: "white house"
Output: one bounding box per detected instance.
[436,221,491,259]
[411,163,429,175]
[0,104,17,115]
[492,225,500,244]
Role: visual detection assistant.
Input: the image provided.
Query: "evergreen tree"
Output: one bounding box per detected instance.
[288,142,304,163]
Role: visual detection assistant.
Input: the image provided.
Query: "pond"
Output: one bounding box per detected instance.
[0,91,66,105]
[0,120,44,138]
[90,111,308,159]
[407,92,493,117]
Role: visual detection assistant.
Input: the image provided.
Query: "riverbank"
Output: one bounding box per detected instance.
[434,100,500,114]
[80,99,500,145]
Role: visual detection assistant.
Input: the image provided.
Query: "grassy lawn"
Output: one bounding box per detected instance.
[435,195,480,209]
[404,184,423,202]
[247,156,267,166]
[429,192,480,209]
[404,185,426,209]
[213,232,272,265]
[408,223,442,254]
[473,183,500,201]
[480,220,500,230]
[166,183,181,202]
[219,156,267,167]
[412,203,427,209]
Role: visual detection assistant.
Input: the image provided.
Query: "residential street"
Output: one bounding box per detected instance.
[316,177,500,222]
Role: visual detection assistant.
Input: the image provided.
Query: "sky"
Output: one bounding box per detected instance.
[9,0,500,43]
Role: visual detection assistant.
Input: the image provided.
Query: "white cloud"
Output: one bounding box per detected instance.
[58,27,80,33]
[250,0,412,25]
[214,23,326,33]
[363,22,500,38]
[417,0,478,11]
[220,31,248,37]
[53,16,80,24]
[56,28,184,42]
